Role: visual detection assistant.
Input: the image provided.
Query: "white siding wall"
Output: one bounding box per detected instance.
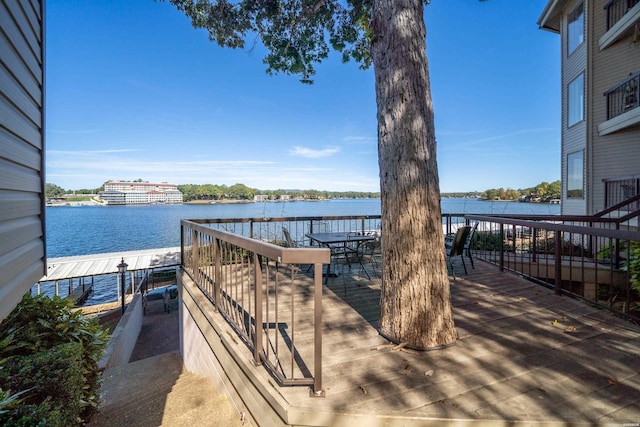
[0,0,46,321]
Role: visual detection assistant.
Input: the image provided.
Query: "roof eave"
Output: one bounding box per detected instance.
[537,0,563,33]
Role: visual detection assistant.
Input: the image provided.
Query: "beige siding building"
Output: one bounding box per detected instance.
[538,0,640,215]
[0,0,47,321]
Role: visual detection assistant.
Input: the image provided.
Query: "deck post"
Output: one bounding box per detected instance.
[554,230,563,294]
[192,229,199,278]
[253,253,263,366]
[213,237,221,307]
[312,262,324,397]
[499,224,505,271]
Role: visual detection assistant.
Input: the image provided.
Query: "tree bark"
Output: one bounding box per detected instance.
[371,0,456,349]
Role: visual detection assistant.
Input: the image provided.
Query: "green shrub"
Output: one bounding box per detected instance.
[624,242,640,295]
[0,294,109,425]
[0,343,84,426]
[471,231,503,251]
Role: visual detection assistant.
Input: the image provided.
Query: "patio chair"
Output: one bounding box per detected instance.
[463,221,479,269]
[330,232,364,295]
[445,221,478,269]
[358,235,382,279]
[445,225,471,279]
[281,227,312,274]
[283,227,293,247]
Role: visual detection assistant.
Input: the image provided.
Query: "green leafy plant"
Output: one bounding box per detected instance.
[0,294,109,426]
[471,231,503,251]
[623,242,640,295]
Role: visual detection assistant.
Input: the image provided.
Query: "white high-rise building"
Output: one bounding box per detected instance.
[99,181,184,205]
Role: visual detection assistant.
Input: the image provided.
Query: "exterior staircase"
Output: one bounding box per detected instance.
[88,304,246,427]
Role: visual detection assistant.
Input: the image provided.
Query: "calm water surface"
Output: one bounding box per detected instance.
[42,198,559,305]
[46,198,559,258]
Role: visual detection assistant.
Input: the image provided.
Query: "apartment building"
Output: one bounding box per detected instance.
[538,0,640,215]
[100,181,184,204]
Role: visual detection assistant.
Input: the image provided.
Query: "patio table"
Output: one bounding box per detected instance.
[305,232,375,283]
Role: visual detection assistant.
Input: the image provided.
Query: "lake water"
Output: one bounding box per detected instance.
[42,198,559,306]
[46,198,559,258]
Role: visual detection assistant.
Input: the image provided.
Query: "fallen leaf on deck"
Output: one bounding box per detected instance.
[564,325,577,333]
[552,319,559,326]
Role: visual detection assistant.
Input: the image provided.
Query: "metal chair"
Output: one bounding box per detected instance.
[331,232,365,295]
[357,235,382,279]
[445,226,471,279]
[445,221,478,269]
[281,227,312,275]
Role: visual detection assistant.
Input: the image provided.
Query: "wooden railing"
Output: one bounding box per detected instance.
[181,219,330,395]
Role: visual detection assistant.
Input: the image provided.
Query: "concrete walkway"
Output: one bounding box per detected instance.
[88,305,246,427]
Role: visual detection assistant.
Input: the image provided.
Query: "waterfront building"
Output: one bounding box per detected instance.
[99,181,184,205]
[538,0,640,215]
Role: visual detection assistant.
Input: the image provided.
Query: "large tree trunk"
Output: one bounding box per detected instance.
[370,0,456,349]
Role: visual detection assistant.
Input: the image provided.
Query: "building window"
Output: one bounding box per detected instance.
[567,2,584,55]
[568,73,584,127]
[567,150,584,199]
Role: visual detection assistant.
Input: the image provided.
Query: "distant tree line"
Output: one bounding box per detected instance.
[45,183,105,200]
[178,183,256,201]
[177,183,381,202]
[441,191,483,198]
[480,180,561,202]
[46,179,561,203]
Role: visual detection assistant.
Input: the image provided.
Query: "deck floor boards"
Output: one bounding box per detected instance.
[235,258,640,425]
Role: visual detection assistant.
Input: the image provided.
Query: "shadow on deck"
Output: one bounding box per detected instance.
[181,257,640,426]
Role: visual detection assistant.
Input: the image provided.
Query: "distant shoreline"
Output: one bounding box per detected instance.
[46,199,105,207]
[45,197,560,207]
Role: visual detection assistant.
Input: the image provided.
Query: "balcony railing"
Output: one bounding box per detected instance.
[604,177,640,211]
[605,72,640,120]
[180,212,640,396]
[181,219,331,395]
[605,0,640,30]
[465,213,640,323]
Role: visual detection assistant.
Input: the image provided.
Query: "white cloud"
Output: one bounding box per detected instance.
[289,146,341,158]
[44,149,378,191]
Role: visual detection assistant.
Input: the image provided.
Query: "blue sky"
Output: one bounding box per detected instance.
[46,0,560,193]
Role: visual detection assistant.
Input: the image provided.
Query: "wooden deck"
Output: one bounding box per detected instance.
[282,260,639,425]
[182,257,640,426]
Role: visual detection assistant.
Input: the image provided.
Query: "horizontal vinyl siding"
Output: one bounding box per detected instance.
[590,0,640,213]
[0,0,45,321]
[560,0,588,215]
